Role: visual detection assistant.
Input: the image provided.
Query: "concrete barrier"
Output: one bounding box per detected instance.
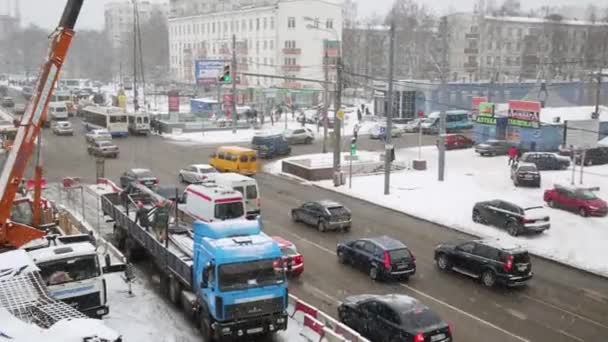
[300,314,325,342]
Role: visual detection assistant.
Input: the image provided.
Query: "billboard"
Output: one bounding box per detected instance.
[475,102,496,125]
[194,59,225,85]
[471,96,487,114]
[508,100,541,129]
[564,119,600,150]
[168,90,180,113]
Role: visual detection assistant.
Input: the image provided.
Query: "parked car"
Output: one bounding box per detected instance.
[402,118,423,133]
[336,236,416,281]
[472,200,550,236]
[575,146,608,166]
[291,200,351,232]
[370,124,402,140]
[119,168,159,189]
[544,184,607,217]
[510,162,541,187]
[85,128,112,143]
[178,164,217,184]
[283,128,314,144]
[1,96,14,108]
[87,140,119,158]
[272,236,303,277]
[338,294,452,342]
[51,121,74,136]
[317,114,335,129]
[520,152,570,170]
[297,110,318,124]
[475,139,514,156]
[434,239,533,287]
[440,134,474,150]
[251,133,291,159]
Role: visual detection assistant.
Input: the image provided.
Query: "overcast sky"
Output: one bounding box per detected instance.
[14,0,599,31]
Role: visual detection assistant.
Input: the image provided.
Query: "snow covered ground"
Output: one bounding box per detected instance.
[265,146,608,277]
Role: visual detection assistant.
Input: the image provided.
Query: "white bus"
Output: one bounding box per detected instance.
[59,78,91,91]
[128,112,150,135]
[82,106,128,137]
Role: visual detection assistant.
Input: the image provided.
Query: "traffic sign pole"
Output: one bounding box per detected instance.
[349,138,356,189]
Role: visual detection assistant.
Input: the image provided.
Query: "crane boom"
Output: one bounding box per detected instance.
[0,0,84,248]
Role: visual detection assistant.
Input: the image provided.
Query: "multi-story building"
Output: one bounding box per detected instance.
[168,0,343,90]
[105,1,169,50]
[445,13,608,82]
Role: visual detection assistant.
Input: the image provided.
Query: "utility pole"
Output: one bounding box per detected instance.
[384,19,395,195]
[333,52,343,186]
[322,49,329,153]
[132,0,138,111]
[231,34,237,134]
[437,16,448,182]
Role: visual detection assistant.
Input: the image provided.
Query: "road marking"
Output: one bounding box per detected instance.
[505,308,527,321]
[557,329,584,342]
[271,222,532,342]
[302,283,341,305]
[582,288,608,303]
[520,294,608,330]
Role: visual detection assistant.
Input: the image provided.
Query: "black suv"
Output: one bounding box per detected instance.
[338,294,452,342]
[291,200,351,232]
[575,146,608,166]
[434,239,533,287]
[336,236,416,281]
[510,162,541,187]
[472,200,550,236]
[520,152,570,170]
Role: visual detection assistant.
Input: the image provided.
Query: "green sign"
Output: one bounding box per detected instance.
[508,118,539,129]
[476,116,497,125]
[478,102,494,117]
[351,143,356,156]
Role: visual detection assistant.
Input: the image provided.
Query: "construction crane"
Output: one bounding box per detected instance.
[0,0,84,248]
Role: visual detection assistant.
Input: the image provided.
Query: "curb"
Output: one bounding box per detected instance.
[269,172,608,280]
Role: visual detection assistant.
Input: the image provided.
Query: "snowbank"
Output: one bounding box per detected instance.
[268,147,608,277]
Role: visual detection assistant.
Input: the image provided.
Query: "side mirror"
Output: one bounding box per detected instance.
[201,262,213,288]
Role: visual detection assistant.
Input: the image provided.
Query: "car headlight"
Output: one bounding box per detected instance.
[588,206,599,210]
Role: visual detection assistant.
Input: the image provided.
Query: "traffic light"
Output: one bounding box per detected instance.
[218,64,231,83]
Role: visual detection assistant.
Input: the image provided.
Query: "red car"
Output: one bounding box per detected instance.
[272,236,304,277]
[439,134,474,150]
[544,185,607,217]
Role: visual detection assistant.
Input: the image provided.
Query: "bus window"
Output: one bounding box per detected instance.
[128,116,134,123]
[137,117,142,123]
[143,117,149,123]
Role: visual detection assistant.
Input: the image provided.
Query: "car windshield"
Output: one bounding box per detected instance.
[281,245,298,257]
[506,252,530,264]
[389,248,413,261]
[575,190,598,200]
[518,165,537,172]
[327,206,348,216]
[246,185,258,199]
[400,307,443,330]
[99,141,112,147]
[215,202,244,220]
[38,255,99,286]
[218,259,285,291]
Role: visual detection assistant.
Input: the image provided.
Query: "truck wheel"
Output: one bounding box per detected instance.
[169,276,182,307]
[199,315,213,342]
[125,238,143,262]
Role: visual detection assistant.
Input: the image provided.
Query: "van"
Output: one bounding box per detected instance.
[251,133,291,159]
[182,183,245,222]
[48,102,69,121]
[209,146,258,175]
[212,173,260,218]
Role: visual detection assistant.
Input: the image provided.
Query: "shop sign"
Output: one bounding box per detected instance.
[475,102,496,125]
[508,100,541,129]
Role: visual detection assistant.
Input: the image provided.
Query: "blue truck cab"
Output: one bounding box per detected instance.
[193,219,288,340]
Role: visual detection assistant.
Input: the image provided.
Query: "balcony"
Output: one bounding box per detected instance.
[282,65,301,72]
[464,48,479,54]
[283,48,302,55]
[465,33,480,39]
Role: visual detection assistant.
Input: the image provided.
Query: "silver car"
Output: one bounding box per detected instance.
[51,121,74,136]
[475,139,514,156]
[178,164,218,183]
[85,129,112,143]
[283,128,314,144]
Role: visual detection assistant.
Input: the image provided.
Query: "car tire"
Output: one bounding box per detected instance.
[369,266,379,281]
[337,250,347,264]
[291,210,299,222]
[305,137,313,144]
[342,225,350,233]
[472,210,483,223]
[481,270,496,288]
[548,200,556,208]
[507,222,519,237]
[585,159,593,167]
[317,220,327,233]
[579,207,589,217]
[436,254,450,271]
[178,174,185,184]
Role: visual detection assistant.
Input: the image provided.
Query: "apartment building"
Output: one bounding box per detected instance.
[168,0,343,89]
[105,1,169,50]
[446,13,608,82]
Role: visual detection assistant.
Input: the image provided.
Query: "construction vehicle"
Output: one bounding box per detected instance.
[102,182,289,341]
[0,0,83,249]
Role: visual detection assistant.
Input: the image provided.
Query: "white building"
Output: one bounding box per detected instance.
[168,0,343,90]
[105,1,169,50]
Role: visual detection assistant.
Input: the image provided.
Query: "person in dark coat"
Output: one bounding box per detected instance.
[134,201,150,230]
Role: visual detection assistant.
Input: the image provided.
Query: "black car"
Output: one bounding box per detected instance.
[337,236,416,281]
[338,294,452,342]
[251,134,291,159]
[472,200,550,236]
[510,162,541,187]
[520,152,570,170]
[575,146,608,166]
[119,168,159,190]
[434,239,533,287]
[291,200,351,232]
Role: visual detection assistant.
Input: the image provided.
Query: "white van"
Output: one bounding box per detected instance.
[211,173,260,218]
[182,183,245,222]
[128,112,150,135]
[48,101,69,121]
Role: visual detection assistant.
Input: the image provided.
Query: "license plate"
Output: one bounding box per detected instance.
[431,334,446,341]
[517,264,527,271]
[247,327,263,334]
[524,176,533,179]
[397,264,406,269]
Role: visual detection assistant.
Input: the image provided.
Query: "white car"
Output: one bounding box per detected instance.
[51,121,73,136]
[283,128,314,144]
[85,128,112,143]
[178,164,218,183]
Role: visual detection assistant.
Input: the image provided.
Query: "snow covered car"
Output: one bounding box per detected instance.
[283,128,314,144]
[510,162,541,187]
[475,139,514,156]
[178,164,217,183]
[369,124,402,140]
[51,121,74,136]
[403,118,423,133]
[472,200,550,236]
[544,184,607,217]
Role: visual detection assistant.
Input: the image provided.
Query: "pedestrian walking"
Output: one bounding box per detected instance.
[134,202,150,230]
[508,145,517,165]
[353,122,360,140]
[516,147,523,161]
[357,108,362,122]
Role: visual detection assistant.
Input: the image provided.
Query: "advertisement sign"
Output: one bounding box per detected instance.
[564,119,601,150]
[194,59,225,85]
[475,102,496,125]
[223,94,233,108]
[471,96,487,113]
[508,100,541,129]
[168,90,180,113]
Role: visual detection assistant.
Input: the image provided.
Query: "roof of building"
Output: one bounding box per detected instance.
[539,106,608,124]
[484,15,608,27]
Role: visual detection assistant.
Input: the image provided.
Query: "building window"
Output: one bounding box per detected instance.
[517,28,522,37]
[242,19,246,31]
[249,19,253,31]
[256,40,260,53]
[212,22,215,33]
[506,42,511,51]
[263,17,267,30]
[270,40,274,50]
[263,40,267,50]
[516,42,521,51]
[284,40,296,48]
[288,17,295,28]
[257,18,260,30]
[224,21,228,33]
[326,19,333,29]
[505,57,511,66]
[263,57,267,65]
[270,17,275,29]
[486,56,492,65]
